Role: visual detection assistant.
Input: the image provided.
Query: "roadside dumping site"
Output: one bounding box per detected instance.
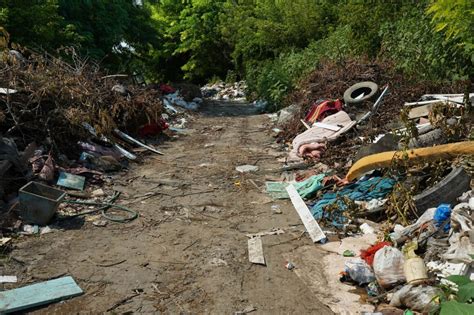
[1,52,474,314]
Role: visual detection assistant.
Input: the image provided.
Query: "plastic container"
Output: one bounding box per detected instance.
[18,181,65,225]
[403,241,428,284]
[404,257,428,284]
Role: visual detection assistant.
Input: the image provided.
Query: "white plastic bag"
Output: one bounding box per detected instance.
[373,246,406,288]
[390,284,441,313]
[443,234,473,264]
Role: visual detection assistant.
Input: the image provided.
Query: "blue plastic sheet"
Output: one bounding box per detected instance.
[311,176,396,227]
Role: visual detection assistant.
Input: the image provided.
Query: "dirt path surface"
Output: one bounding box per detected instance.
[4,101,333,314]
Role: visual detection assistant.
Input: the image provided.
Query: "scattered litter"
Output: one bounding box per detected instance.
[0,237,12,246]
[209,258,228,267]
[360,223,375,234]
[271,204,282,214]
[234,305,257,315]
[0,276,83,313]
[92,220,108,227]
[285,261,296,270]
[343,250,355,257]
[246,228,284,238]
[91,189,105,198]
[343,258,376,285]
[18,182,66,225]
[286,184,326,243]
[403,241,428,285]
[0,87,17,94]
[248,237,265,265]
[390,284,442,313]
[373,246,406,288]
[40,226,53,234]
[57,172,86,191]
[0,276,18,283]
[236,165,259,173]
[114,129,164,155]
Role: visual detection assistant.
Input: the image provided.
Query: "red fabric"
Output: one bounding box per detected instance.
[305,99,343,124]
[159,84,176,94]
[360,241,392,266]
[138,119,169,138]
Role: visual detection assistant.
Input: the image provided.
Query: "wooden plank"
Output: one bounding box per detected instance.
[408,104,434,119]
[286,184,326,243]
[0,276,83,313]
[248,237,265,265]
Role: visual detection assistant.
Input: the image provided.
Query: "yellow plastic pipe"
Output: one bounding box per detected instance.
[346,141,474,181]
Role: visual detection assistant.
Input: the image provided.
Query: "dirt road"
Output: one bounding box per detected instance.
[4,101,333,314]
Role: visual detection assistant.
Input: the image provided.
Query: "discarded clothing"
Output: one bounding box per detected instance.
[266,174,326,200]
[304,99,343,124]
[311,176,396,227]
[288,111,356,162]
[138,119,169,138]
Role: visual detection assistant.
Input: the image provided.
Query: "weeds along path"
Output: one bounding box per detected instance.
[8,101,332,314]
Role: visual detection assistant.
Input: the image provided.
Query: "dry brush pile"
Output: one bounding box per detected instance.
[0,50,163,156]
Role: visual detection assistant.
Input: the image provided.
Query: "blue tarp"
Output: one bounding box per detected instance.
[311,176,396,227]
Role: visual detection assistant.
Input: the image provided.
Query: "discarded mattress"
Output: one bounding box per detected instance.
[288,111,356,162]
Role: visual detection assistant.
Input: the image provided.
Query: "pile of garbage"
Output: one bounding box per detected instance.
[0,50,197,231]
[265,63,474,313]
[201,81,247,101]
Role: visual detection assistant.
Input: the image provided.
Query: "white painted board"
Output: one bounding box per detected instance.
[248,237,265,265]
[286,184,326,243]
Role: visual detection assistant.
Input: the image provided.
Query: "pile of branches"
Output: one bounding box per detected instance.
[0,50,163,155]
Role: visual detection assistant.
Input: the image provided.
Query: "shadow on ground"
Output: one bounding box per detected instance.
[199,100,261,117]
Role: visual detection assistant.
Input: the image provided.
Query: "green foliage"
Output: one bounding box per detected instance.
[245,25,355,108]
[379,8,466,80]
[440,301,474,314]
[0,0,472,95]
[149,0,232,82]
[457,282,474,303]
[428,0,474,77]
[0,0,74,50]
[446,275,472,286]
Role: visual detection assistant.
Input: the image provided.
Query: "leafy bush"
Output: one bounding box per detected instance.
[379,9,467,80]
[245,25,355,109]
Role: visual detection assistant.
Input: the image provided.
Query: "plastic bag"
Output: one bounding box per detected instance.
[390,284,441,313]
[344,258,375,285]
[443,234,473,264]
[373,246,405,288]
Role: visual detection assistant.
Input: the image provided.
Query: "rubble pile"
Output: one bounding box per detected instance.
[264,60,474,313]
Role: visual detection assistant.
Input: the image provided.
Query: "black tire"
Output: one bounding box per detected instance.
[413,167,471,214]
[343,81,379,105]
